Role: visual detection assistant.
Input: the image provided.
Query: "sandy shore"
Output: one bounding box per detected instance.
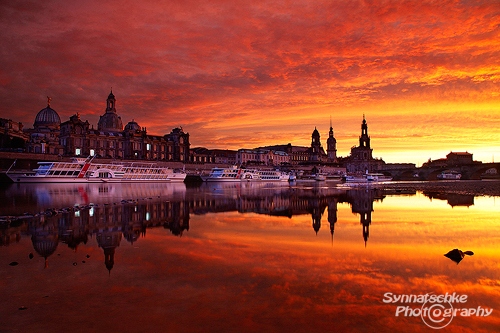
[373,179,500,196]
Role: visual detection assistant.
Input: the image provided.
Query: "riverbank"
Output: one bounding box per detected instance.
[373,180,500,197]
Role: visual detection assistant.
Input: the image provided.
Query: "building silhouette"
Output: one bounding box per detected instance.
[345,115,385,173]
[24,91,190,161]
[326,118,337,163]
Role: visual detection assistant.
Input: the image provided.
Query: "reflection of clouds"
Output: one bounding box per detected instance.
[176,199,500,329]
[3,190,499,332]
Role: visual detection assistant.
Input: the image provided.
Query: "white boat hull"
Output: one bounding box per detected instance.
[6,157,187,183]
[7,173,185,183]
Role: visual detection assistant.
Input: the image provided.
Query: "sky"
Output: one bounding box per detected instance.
[0,0,499,166]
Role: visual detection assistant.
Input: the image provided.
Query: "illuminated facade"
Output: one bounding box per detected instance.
[26,91,190,161]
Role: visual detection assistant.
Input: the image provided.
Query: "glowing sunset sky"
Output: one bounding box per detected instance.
[1,0,499,165]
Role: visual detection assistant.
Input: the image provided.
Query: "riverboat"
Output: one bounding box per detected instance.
[366,173,393,182]
[201,167,289,182]
[342,172,392,183]
[6,157,186,183]
[201,166,243,182]
[243,169,289,182]
[437,170,462,180]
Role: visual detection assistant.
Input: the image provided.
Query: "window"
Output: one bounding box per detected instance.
[75,148,81,155]
[90,149,95,156]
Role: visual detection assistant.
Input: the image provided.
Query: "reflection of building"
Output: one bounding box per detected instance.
[345,116,385,173]
[423,192,475,208]
[29,217,59,268]
[21,195,190,272]
[346,189,385,246]
[327,198,338,243]
[18,185,391,270]
[26,91,190,161]
[96,231,122,273]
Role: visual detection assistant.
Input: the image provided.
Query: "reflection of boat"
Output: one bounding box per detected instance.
[7,156,186,183]
[314,173,326,181]
[437,170,461,180]
[1,182,187,216]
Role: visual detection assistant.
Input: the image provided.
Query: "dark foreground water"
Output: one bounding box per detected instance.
[0,182,499,332]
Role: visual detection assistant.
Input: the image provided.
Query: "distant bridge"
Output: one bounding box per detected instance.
[383,163,500,181]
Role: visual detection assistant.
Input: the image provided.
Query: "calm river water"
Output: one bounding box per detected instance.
[0,181,499,332]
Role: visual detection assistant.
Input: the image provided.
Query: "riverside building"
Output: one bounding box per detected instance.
[25,91,190,161]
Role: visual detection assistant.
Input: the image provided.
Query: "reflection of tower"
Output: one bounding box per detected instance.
[59,209,89,251]
[360,210,371,247]
[327,198,338,244]
[29,216,59,268]
[310,198,325,235]
[96,231,122,273]
[312,210,321,234]
[348,190,375,247]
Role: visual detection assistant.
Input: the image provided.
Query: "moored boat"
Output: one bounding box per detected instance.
[201,166,243,182]
[201,166,289,182]
[437,170,462,180]
[366,173,392,182]
[6,156,186,183]
[342,172,392,183]
[342,174,368,183]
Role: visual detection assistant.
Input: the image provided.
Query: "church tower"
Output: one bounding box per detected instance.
[326,117,337,162]
[98,90,123,132]
[359,114,370,148]
[310,127,322,162]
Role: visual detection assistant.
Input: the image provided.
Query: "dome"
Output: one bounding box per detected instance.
[125,120,141,132]
[31,234,59,259]
[97,90,123,132]
[34,106,61,128]
[312,127,320,137]
[98,112,123,132]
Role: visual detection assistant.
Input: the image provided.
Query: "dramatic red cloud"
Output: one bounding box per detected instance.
[0,0,499,165]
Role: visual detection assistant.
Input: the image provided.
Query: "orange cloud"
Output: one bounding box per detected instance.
[0,0,499,165]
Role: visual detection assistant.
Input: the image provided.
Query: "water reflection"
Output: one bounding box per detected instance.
[2,183,394,270]
[1,182,498,332]
[1,182,489,268]
[424,191,475,207]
